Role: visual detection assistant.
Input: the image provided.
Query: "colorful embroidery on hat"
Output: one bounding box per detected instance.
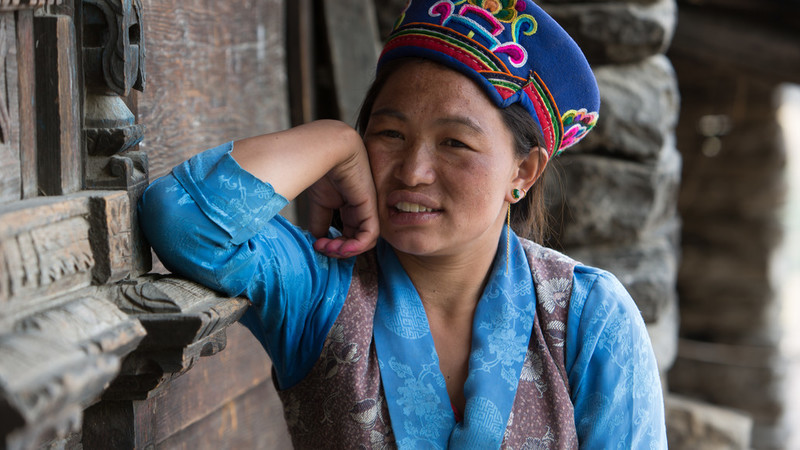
[524,72,562,156]
[467,0,525,23]
[384,24,509,73]
[558,108,599,153]
[428,1,536,68]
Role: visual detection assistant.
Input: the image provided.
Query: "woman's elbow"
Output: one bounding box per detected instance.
[138,176,217,283]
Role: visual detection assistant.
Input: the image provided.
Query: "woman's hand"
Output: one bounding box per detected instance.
[231,120,379,258]
[307,147,379,258]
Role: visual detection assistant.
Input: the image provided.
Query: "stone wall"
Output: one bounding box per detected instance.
[538,0,681,390]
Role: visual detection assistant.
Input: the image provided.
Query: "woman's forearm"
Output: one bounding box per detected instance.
[231,120,365,202]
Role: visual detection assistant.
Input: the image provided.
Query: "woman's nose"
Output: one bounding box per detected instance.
[394,141,435,187]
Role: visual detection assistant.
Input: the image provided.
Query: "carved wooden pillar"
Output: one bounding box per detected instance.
[81,0,150,277]
[82,0,146,189]
[0,3,149,448]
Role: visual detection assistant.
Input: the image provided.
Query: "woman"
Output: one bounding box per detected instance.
[139,0,667,448]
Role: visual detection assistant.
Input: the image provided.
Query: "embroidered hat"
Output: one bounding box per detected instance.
[378,0,600,158]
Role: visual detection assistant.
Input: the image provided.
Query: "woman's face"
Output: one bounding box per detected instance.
[364,60,524,259]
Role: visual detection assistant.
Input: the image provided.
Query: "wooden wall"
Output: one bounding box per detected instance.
[0,0,294,447]
[137,0,289,179]
[107,0,293,446]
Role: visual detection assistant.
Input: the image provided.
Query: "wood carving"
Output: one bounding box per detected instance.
[88,191,132,284]
[105,275,249,400]
[0,1,62,11]
[0,294,145,449]
[0,190,138,306]
[0,190,149,448]
[0,196,96,306]
[82,0,147,190]
[84,0,145,96]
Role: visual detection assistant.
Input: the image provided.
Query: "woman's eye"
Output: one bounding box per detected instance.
[379,130,403,139]
[443,138,468,148]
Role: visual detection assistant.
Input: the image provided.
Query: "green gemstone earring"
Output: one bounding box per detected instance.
[512,188,525,200]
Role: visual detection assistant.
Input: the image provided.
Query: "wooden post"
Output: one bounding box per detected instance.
[16,9,36,199]
[33,14,82,195]
[321,0,381,124]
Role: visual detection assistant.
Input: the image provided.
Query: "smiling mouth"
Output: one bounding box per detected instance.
[393,201,439,213]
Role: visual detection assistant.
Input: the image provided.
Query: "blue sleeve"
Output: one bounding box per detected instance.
[138,142,355,389]
[565,266,667,449]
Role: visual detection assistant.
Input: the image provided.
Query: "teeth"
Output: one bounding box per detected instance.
[395,202,434,213]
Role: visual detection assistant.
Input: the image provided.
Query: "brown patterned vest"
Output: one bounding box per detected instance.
[277,239,579,449]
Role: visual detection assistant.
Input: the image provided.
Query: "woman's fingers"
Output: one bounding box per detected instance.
[308,201,334,239]
[313,232,376,259]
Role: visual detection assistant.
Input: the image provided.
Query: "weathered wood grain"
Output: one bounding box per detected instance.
[0,12,20,205]
[101,275,249,399]
[33,14,81,195]
[160,380,292,449]
[83,323,289,448]
[137,0,289,179]
[148,323,281,445]
[16,9,36,199]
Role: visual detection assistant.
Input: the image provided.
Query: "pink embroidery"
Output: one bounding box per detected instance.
[459,4,504,35]
[494,43,527,68]
[428,1,453,25]
[559,108,598,150]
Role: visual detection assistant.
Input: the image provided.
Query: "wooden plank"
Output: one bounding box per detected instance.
[144,323,276,445]
[137,0,289,180]
[0,12,19,205]
[670,4,800,84]
[16,9,36,199]
[33,14,82,195]
[158,380,292,449]
[287,0,315,127]
[321,0,381,125]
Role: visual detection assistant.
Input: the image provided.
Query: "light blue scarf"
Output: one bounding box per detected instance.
[374,227,537,448]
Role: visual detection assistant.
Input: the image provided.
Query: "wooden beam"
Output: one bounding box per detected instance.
[287,0,315,127]
[33,14,82,195]
[670,3,800,85]
[0,12,20,204]
[321,0,380,125]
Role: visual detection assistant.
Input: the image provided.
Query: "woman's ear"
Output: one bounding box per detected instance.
[510,146,548,197]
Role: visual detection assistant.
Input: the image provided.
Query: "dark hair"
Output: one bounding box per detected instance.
[356,58,552,243]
